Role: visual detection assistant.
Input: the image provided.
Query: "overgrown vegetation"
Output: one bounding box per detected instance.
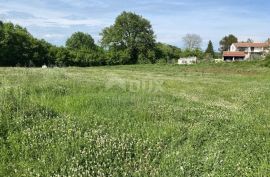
[263,55,270,67]
[0,63,270,176]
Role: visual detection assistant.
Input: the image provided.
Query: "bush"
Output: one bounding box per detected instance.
[156,58,167,65]
[105,50,131,65]
[264,55,270,67]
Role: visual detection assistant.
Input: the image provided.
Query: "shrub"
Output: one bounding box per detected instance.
[264,55,270,67]
[156,58,167,65]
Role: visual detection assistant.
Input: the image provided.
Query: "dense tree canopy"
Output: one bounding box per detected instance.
[155,43,181,63]
[0,23,36,66]
[219,34,238,52]
[0,21,4,60]
[0,21,3,39]
[101,11,156,64]
[65,32,105,66]
[66,32,96,50]
[0,22,67,66]
[182,48,204,59]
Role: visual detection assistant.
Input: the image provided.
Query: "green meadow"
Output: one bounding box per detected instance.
[0,62,270,176]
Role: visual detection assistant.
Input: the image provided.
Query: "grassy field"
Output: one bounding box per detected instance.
[0,62,270,176]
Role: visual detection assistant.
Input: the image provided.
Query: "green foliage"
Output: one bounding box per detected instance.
[31,39,56,66]
[1,13,263,68]
[54,47,74,66]
[205,40,215,59]
[0,13,216,67]
[65,32,106,67]
[0,13,164,67]
[0,23,33,66]
[101,11,156,64]
[0,22,108,67]
[263,55,270,67]
[219,34,238,52]
[138,50,156,64]
[182,48,204,59]
[0,21,4,60]
[66,32,96,51]
[214,52,222,59]
[71,48,106,67]
[155,42,181,63]
[105,49,131,65]
[0,22,56,66]
[0,22,107,67]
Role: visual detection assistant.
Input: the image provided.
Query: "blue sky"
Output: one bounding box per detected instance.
[0,0,269,50]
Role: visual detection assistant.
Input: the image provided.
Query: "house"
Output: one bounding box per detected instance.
[178,57,197,65]
[223,42,270,61]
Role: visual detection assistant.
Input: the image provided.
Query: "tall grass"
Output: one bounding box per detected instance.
[0,63,270,176]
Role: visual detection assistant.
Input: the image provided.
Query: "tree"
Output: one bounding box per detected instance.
[155,42,181,63]
[31,39,55,66]
[70,47,106,67]
[182,48,204,59]
[0,21,109,67]
[247,38,254,43]
[0,20,3,38]
[205,40,215,58]
[0,21,60,67]
[219,34,238,52]
[100,11,156,64]
[55,47,74,66]
[182,34,202,50]
[0,21,3,60]
[66,32,96,50]
[0,23,35,66]
[105,49,131,65]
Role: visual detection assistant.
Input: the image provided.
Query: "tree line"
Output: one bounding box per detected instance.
[0,11,247,67]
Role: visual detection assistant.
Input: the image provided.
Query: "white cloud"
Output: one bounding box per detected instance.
[9,16,105,28]
[0,2,107,28]
[43,33,66,39]
[58,0,108,8]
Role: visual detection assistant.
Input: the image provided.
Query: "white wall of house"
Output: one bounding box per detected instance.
[230,43,268,60]
[230,44,264,53]
[253,47,264,53]
[230,44,237,52]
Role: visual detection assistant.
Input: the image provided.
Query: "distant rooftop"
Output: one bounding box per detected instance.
[233,42,269,48]
[223,51,245,57]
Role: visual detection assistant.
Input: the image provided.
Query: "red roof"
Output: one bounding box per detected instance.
[233,42,269,48]
[223,51,246,57]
